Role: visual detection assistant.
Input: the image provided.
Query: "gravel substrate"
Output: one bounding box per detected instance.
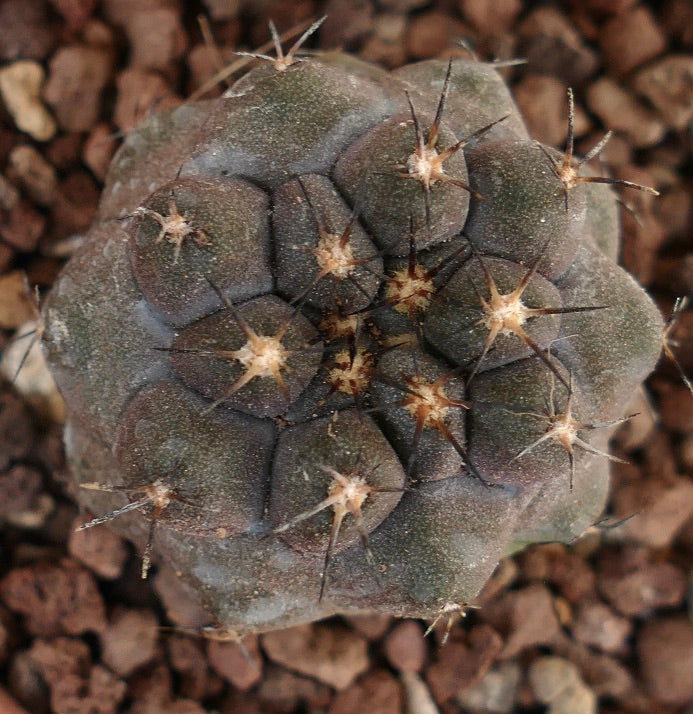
[0,1,692,712]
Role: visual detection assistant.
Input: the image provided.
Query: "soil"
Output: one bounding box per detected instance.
[0,1,691,712]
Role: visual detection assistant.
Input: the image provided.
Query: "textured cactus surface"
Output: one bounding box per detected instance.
[42,49,664,635]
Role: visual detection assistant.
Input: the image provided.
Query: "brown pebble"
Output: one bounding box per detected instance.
[100,608,159,677]
[321,0,374,50]
[113,68,182,132]
[517,544,597,603]
[638,616,693,705]
[662,0,693,47]
[517,7,598,86]
[166,635,210,701]
[257,665,332,711]
[262,623,369,690]
[405,12,466,59]
[68,514,128,579]
[599,6,666,77]
[633,55,693,131]
[384,620,426,672]
[458,0,521,34]
[425,624,502,703]
[571,600,632,653]
[43,45,113,132]
[586,77,666,148]
[0,559,106,637]
[0,0,56,61]
[50,0,97,34]
[0,199,45,252]
[125,8,188,71]
[7,144,57,206]
[344,613,392,640]
[612,475,693,549]
[481,584,562,659]
[597,547,687,616]
[206,634,262,691]
[331,669,403,714]
[0,271,37,328]
[512,74,584,148]
[0,685,29,714]
[0,173,19,211]
[0,465,46,527]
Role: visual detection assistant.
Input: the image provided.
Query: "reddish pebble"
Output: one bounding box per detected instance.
[0,559,106,637]
[599,6,666,77]
[458,0,522,34]
[68,514,128,579]
[206,634,262,691]
[597,547,687,616]
[384,620,426,672]
[331,669,403,714]
[405,12,465,59]
[262,623,369,690]
[100,608,159,676]
[637,616,693,705]
[571,600,631,653]
[425,624,502,703]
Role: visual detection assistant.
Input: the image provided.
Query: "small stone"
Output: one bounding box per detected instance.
[0,686,29,714]
[457,661,521,714]
[166,635,210,701]
[633,56,693,131]
[113,68,182,132]
[0,272,37,328]
[597,547,687,616]
[206,634,262,691]
[571,601,631,653]
[321,0,374,50]
[125,8,188,71]
[0,465,52,529]
[662,0,693,48]
[8,145,58,206]
[68,514,128,579]
[528,656,581,703]
[99,608,159,676]
[43,45,113,132]
[202,0,241,21]
[0,0,56,61]
[49,0,97,34]
[330,669,403,714]
[458,0,522,34]
[513,75,590,148]
[405,12,466,59]
[344,613,392,640]
[262,623,369,690]
[612,476,693,549]
[0,173,20,211]
[400,670,438,714]
[481,584,562,658]
[0,199,45,252]
[637,616,693,705]
[599,6,666,77]
[550,680,597,714]
[517,7,598,86]
[0,61,57,141]
[257,665,332,711]
[0,559,106,637]
[425,624,502,703]
[384,620,426,672]
[586,77,666,148]
[0,390,34,470]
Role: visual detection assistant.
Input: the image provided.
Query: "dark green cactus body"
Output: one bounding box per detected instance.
[42,52,663,635]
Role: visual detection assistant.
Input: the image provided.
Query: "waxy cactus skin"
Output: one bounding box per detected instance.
[42,49,663,635]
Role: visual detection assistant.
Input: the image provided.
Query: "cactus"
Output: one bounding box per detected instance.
[41,31,664,637]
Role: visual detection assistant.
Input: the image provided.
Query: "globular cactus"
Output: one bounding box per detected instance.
[41,26,664,637]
